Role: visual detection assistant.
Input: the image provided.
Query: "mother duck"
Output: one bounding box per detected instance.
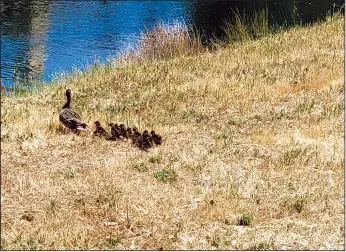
[59,89,90,133]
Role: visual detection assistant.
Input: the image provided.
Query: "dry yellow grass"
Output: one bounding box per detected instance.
[1,16,344,250]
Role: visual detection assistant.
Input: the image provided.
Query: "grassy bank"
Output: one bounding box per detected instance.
[1,15,344,250]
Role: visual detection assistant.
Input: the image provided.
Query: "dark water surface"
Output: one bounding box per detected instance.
[1,0,344,87]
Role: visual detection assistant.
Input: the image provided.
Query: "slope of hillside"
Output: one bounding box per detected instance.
[1,16,344,250]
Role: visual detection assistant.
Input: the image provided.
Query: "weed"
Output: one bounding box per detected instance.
[105,104,129,116]
[148,156,162,164]
[216,131,233,147]
[322,101,344,118]
[294,98,315,116]
[105,237,119,247]
[23,237,37,250]
[280,147,308,166]
[228,119,237,126]
[282,196,307,214]
[223,240,232,246]
[292,197,305,214]
[64,168,75,180]
[182,163,203,175]
[95,185,122,208]
[239,214,252,226]
[134,162,149,172]
[46,199,58,216]
[249,239,275,250]
[217,131,228,140]
[105,106,119,115]
[154,169,177,182]
[211,234,221,248]
[253,114,262,121]
[181,108,208,123]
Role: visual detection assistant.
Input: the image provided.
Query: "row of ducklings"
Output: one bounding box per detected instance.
[58,89,161,151]
[93,121,162,151]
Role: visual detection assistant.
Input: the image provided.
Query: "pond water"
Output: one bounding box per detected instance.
[1,0,344,88]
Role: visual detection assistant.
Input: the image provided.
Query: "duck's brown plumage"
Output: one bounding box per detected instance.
[59,89,90,132]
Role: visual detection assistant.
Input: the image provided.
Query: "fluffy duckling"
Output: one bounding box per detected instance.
[151,130,162,145]
[108,123,121,140]
[141,130,152,148]
[119,124,127,139]
[132,127,141,144]
[59,89,90,133]
[135,130,152,151]
[126,127,133,139]
[93,121,108,137]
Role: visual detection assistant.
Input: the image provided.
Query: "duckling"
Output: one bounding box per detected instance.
[141,130,152,148]
[59,89,90,133]
[134,130,152,151]
[132,127,141,144]
[126,127,133,139]
[119,124,127,139]
[147,132,153,146]
[151,130,162,145]
[93,121,108,137]
[134,134,147,152]
[107,123,120,140]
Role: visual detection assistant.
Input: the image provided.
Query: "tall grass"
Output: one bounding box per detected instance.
[122,8,273,62]
[222,8,270,43]
[133,21,204,60]
[134,9,272,60]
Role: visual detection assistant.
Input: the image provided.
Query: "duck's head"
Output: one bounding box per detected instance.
[65,89,72,97]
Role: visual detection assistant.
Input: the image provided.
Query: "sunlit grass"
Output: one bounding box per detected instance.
[1,15,344,250]
[126,21,204,61]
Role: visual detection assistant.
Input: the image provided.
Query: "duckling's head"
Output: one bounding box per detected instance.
[108,123,114,127]
[150,130,155,135]
[143,130,149,136]
[119,124,126,130]
[94,121,101,127]
[127,128,132,133]
[133,127,138,132]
